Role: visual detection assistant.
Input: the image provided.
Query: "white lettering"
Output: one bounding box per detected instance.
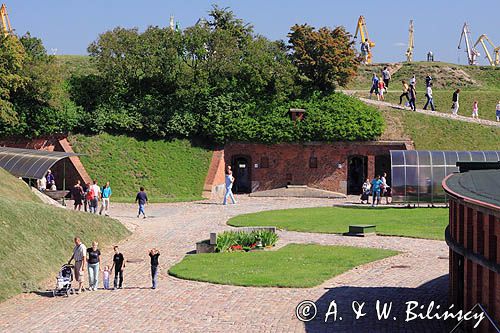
[324,301,338,322]
[376,300,393,320]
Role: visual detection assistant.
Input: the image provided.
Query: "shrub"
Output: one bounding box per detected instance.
[215,230,278,252]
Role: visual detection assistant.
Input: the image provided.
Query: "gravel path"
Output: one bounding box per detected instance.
[0,196,451,332]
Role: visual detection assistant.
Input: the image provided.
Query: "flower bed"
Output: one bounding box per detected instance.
[216,230,278,253]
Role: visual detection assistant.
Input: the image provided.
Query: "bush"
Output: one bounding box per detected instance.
[215,230,279,252]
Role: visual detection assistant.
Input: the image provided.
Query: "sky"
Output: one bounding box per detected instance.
[6,0,500,65]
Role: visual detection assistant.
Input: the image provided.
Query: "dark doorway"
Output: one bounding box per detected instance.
[347,156,367,194]
[231,156,251,193]
[375,155,391,185]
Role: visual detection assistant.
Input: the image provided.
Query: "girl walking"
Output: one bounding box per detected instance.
[472,101,479,119]
[223,166,237,205]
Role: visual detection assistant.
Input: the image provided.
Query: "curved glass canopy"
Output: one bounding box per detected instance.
[0,147,80,180]
[390,150,500,203]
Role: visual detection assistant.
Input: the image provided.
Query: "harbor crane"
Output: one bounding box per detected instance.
[458,22,479,66]
[1,3,13,37]
[354,16,375,64]
[474,34,499,66]
[406,20,414,62]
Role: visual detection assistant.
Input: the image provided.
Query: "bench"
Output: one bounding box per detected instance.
[345,224,376,237]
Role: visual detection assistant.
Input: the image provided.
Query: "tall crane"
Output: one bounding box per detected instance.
[406,20,414,62]
[474,34,499,66]
[354,16,375,64]
[1,3,13,37]
[458,22,479,66]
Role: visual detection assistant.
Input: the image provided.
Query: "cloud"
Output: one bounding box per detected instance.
[393,42,406,47]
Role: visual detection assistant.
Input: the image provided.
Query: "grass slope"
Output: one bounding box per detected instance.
[229,207,448,240]
[0,168,130,302]
[169,244,397,288]
[69,134,213,202]
[381,107,500,150]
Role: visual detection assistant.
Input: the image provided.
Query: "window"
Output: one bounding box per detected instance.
[309,157,318,169]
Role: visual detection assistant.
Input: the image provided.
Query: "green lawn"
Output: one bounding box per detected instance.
[69,133,213,202]
[228,207,448,240]
[381,107,500,151]
[168,244,397,288]
[0,168,130,302]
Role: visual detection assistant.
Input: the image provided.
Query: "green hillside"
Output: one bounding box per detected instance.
[0,168,130,302]
[381,107,500,150]
[69,134,213,202]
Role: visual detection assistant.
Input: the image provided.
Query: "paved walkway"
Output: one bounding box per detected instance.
[0,197,451,332]
[343,90,500,128]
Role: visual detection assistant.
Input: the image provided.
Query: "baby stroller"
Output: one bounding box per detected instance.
[53,264,75,297]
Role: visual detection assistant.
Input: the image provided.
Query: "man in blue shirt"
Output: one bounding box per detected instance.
[370,175,383,207]
[99,181,112,216]
[135,187,148,218]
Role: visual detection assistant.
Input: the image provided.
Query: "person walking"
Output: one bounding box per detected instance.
[360,178,371,204]
[135,187,148,218]
[408,83,417,111]
[149,248,160,289]
[377,79,385,101]
[496,100,500,122]
[361,39,370,64]
[90,180,101,214]
[410,74,416,86]
[87,241,101,291]
[68,237,86,294]
[83,182,91,213]
[111,246,125,290]
[370,175,383,207]
[382,66,391,91]
[99,182,112,216]
[72,180,84,211]
[369,73,379,99]
[423,84,435,111]
[399,80,410,105]
[452,89,460,115]
[472,101,479,119]
[223,166,237,205]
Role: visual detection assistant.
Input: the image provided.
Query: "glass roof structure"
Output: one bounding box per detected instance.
[0,147,81,180]
[390,150,500,204]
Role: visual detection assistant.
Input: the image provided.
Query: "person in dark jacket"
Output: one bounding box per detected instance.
[452,89,460,115]
[149,248,160,289]
[135,187,148,218]
[408,83,417,111]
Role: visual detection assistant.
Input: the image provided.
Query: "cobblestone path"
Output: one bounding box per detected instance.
[0,197,451,332]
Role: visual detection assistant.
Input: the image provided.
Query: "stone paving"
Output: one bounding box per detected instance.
[0,196,452,332]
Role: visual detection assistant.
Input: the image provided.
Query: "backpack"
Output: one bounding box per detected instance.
[87,188,95,200]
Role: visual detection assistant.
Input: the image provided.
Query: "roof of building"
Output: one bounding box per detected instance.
[0,147,81,180]
[443,169,500,210]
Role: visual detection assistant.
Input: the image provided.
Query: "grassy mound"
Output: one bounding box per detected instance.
[381,107,500,150]
[0,168,130,302]
[69,134,213,202]
[169,244,397,288]
[228,207,448,240]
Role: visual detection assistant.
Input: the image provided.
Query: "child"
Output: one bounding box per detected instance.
[149,248,160,289]
[377,79,385,101]
[472,101,479,119]
[103,265,110,290]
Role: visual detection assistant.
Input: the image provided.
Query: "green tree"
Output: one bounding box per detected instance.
[288,24,359,94]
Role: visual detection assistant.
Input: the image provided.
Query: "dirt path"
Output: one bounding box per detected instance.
[0,197,451,332]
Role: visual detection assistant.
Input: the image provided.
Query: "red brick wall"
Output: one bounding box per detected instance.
[224,141,410,194]
[448,199,500,331]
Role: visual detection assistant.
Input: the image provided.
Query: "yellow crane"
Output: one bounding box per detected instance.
[354,16,375,64]
[474,34,499,66]
[406,20,414,62]
[1,3,13,37]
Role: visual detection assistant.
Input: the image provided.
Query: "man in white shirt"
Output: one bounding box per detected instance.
[90,180,101,214]
[68,237,87,293]
[382,67,391,91]
[423,85,435,111]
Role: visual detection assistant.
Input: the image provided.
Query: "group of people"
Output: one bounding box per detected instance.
[360,172,392,206]
[36,169,56,191]
[71,180,149,218]
[369,66,392,101]
[71,179,112,215]
[67,237,161,293]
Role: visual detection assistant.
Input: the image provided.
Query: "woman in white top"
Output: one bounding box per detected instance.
[223,166,237,205]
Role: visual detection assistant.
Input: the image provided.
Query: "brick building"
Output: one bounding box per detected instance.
[443,169,500,331]
[221,141,412,194]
